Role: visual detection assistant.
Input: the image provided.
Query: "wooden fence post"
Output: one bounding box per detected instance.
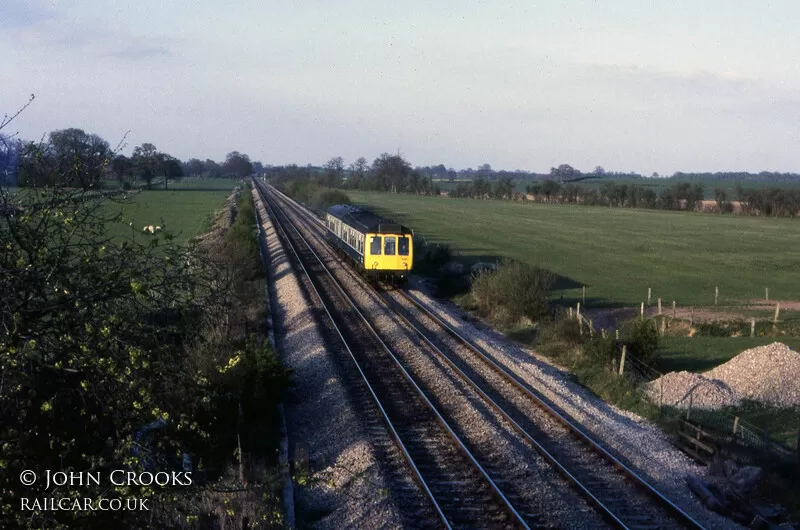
[615,329,619,340]
[733,416,740,436]
[687,392,693,421]
[773,302,781,327]
[715,286,719,305]
[690,307,695,327]
[658,298,662,315]
[765,287,769,302]
[640,302,645,319]
[672,300,676,320]
[660,316,666,335]
[618,345,626,375]
[582,285,586,305]
[647,287,652,306]
[601,328,606,339]
[569,307,573,319]
[577,302,581,321]
[589,319,594,337]
[750,318,756,337]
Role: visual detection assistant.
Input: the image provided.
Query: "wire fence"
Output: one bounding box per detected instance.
[571,310,799,461]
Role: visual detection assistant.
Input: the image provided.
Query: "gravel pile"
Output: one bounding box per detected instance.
[705,342,800,406]
[646,342,800,410]
[645,371,741,409]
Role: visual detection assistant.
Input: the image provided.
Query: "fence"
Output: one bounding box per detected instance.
[567,307,799,461]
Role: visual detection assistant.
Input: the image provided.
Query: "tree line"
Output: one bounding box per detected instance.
[267,153,441,196]
[3,127,261,190]
[445,177,800,217]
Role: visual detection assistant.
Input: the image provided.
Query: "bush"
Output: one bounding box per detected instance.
[469,258,554,327]
[415,241,452,272]
[619,318,659,362]
[584,335,618,363]
[310,189,350,212]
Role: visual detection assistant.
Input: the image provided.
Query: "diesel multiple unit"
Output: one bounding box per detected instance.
[325,204,414,282]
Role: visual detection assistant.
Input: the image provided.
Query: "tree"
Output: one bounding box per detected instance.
[322,156,345,188]
[0,133,21,187]
[205,159,223,178]
[223,151,253,178]
[111,154,133,184]
[594,166,606,176]
[132,142,159,188]
[370,153,413,193]
[347,157,369,189]
[183,158,205,177]
[550,164,581,183]
[22,128,112,189]
[159,154,183,189]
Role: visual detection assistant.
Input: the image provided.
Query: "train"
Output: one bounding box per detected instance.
[324,204,414,283]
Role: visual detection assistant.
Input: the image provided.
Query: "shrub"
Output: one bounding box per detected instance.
[470,258,554,326]
[584,335,618,364]
[619,318,659,362]
[415,241,452,271]
[310,189,350,212]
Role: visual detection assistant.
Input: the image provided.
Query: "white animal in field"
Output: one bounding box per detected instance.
[143,225,155,234]
[154,226,162,232]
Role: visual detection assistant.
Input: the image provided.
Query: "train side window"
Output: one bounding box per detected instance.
[398,236,409,256]
[384,236,396,256]
[370,236,382,255]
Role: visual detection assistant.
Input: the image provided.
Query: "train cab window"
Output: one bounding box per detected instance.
[384,236,396,256]
[398,236,409,256]
[370,236,382,255]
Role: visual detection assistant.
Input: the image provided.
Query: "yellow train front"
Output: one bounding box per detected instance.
[325,204,413,283]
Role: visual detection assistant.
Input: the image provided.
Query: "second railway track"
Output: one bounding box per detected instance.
[260,180,707,529]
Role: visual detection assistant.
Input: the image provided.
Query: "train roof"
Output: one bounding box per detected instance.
[327,204,412,235]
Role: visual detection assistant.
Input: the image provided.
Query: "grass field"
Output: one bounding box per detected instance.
[105,189,232,241]
[102,178,243,191]
[347,191,800,306]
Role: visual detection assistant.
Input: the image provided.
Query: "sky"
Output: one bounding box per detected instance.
[3,0,800,175]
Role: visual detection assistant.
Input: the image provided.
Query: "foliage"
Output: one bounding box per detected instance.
[415,241,452,271]
[20,128,111,189]
[469,258,554,327]
[310,189,351,212]
[619,318,660,362]
[0,176,287,526]
[222,151,253,178]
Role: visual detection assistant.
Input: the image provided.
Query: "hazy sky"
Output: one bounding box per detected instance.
[4,0,800,174]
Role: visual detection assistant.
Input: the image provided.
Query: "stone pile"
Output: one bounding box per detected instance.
[646,371,740,409]
[704,342,800,406]
[646,342,800,409]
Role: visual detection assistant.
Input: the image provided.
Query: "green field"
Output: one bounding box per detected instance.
[105,189,232,241]
[102,177,243,191]
[347,191,800,306]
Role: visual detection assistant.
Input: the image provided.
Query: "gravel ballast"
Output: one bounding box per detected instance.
[254,189,405,529]
[403,278,739,530]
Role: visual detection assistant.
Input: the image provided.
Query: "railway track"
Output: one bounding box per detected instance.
[262,180,709,530]
[255,180,529,529]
